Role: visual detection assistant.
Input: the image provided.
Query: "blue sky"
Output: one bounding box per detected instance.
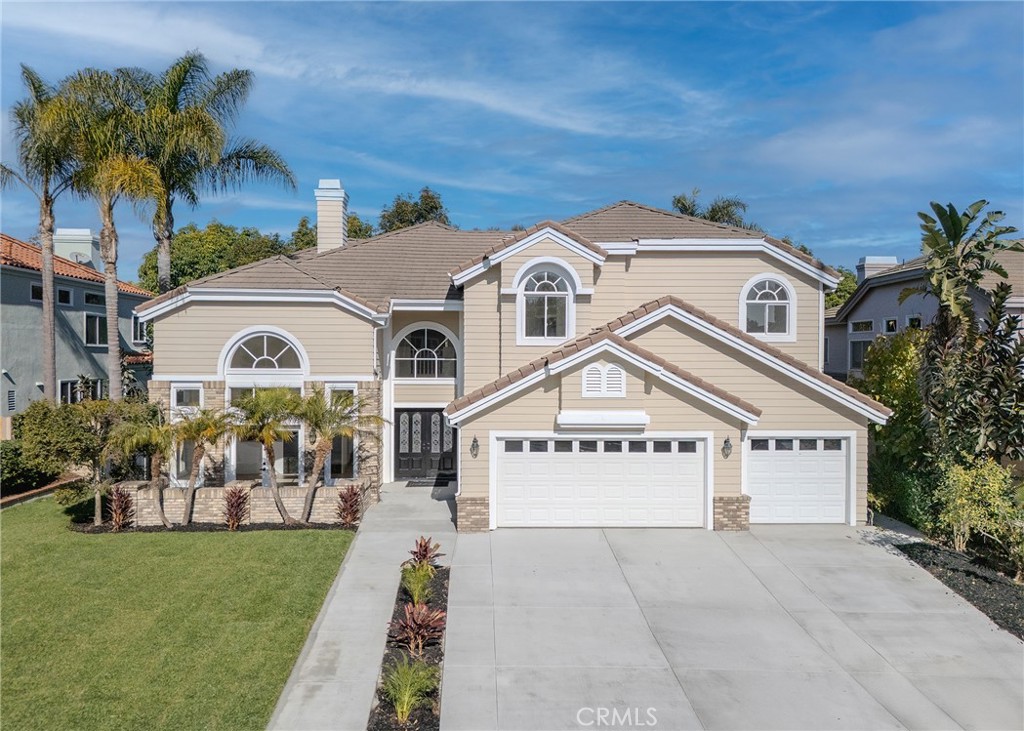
[2,1,1022,280]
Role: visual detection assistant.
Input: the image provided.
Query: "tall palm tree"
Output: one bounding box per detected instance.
[232,388,302,524]
[0,66,78,401]
[57,68,166,400]
[298,386,384,523]
[107,410,174,528]
[173,408,233,525]
[136,52,295,293]
[671,187,759,230]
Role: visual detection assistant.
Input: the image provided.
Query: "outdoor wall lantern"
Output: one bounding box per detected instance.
[470,436,480,458]
[722,436,733,459]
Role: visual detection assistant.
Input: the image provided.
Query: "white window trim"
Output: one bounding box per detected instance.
[170,439,202,488]
[83,312,106,348]
[581,363,627,398]
[515,259,578,347]
[882,316,899,334]
[131,314,147,344]
[738,273,797,343]
[218,326,310,378]
[390,321,461,385]
[849,319,874,334]
[170,383,204,419]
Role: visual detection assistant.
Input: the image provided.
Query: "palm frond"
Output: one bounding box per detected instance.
[205,137,296,192]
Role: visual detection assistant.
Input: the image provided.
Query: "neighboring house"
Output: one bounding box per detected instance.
[136,179,890,529]
[1,231,153,428]
[824,250,1024,380]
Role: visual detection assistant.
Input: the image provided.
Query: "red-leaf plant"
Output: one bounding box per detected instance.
[389,602,446,657]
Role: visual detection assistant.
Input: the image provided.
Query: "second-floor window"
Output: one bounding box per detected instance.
[396,328,457,379]
[84,314,107,346]
[522,270,570,341]
[132,315,147,344]
[743,278,790,336]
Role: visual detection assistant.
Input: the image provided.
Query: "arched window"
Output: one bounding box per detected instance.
[395,328,457,379]
[743,277,792,337]
[229,334,302,370]
[522,270,571,341]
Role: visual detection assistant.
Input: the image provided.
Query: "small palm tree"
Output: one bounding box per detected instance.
[298,386,384,523]
[173,408,233,525]
[106,411,173,528]
[1,65,78,402]
[232,388,302,524]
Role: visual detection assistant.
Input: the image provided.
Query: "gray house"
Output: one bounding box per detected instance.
[1,230,153,431]
[825,250,1023,380]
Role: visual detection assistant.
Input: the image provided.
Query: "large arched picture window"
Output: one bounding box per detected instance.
[229,334,302,369]
[395,328,457,378]
[522,270,570,340]
[743,278,791,336]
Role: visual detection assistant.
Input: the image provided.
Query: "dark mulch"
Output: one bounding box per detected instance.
[368,566,450,731]
[897,542,1024,640]
[70,521,358,534]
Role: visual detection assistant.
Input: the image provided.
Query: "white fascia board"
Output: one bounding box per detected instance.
[137,288,387,324]
[635,239,840,287]
[596,241,639,255]
[451,227,605,286]
[390,299,464,312]
[556,410,650,428]
[614,305,889,424]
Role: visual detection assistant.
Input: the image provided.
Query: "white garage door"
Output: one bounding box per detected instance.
[747,437,848,523]
[496,437,706,527]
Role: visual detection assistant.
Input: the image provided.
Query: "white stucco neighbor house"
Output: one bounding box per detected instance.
[135,179,891,531]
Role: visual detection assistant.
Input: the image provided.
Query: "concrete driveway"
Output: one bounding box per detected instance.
[440,526,1023,731]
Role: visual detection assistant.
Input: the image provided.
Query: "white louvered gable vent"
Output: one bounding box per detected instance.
[582,363,627,398]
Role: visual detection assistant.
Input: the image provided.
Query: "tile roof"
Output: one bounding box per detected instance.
[1,233,152,297]
[123,352,153,365]
[602,295,891,418]
[445,327,761,419]
[447,220,607,277]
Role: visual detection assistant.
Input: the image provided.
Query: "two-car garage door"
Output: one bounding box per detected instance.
[496,437,706,527]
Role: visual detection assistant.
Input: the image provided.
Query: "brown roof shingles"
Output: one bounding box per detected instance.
[1,234,152,297]
[447,220,607,277]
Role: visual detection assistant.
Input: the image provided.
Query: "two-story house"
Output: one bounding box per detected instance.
[136,179,890,531]
[1,231,153,429]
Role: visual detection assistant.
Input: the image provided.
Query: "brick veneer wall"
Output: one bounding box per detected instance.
[713,494,751,531]
[455,495,489,532]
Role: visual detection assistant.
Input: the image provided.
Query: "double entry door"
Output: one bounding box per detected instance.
[394,408,457,479]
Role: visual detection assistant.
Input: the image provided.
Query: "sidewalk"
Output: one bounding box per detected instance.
[268,482,457,731]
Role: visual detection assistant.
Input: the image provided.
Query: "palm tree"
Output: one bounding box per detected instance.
[57,68,166,400]
[107,410,174,528]
[298,386,384,523]
[136,52,295,293]
[672,187,759,230]
[173,408,233,525]
[232,388,302,524]
[0,66,78,402]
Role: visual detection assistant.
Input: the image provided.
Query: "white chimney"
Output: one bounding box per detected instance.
[53,228,101,269]
[856,255,899,283]
[315,179,348,253]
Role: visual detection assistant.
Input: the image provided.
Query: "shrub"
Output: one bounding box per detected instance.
[401,563,433,605]
[336,485,361,525]
[389,602,446,657]
[106,486,135,532]
[224,487,249,531]
[0,440,59,497]
[402,536,444,574]
[935,457,1013,552]
[1000,510,1024,583]
[868,460,936,532]
[381,654,438,724]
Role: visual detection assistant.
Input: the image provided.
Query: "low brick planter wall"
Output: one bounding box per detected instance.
[125,481,378,527]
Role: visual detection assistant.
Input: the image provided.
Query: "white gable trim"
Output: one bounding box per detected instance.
[446,338,760,426]
[501,256,594,295]
[136,288,387,324]
[451,227,605,286]
[613,304,889,424]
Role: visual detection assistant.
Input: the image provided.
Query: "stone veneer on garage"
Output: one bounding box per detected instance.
[713,494,751,531]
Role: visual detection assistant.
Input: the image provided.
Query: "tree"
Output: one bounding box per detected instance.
[173,408,233,525]
[347,213,375,239]
[58,67,166,401]
[232,388,302,524]
[671,187,760,230]
[297,386,384,523]
[379,187,451,232]
[826,267,858,309]
[15,399,99,482]
[1,66,78,402]
[106,407,173,528]
[135,52,295,293]
[289,216,318,251]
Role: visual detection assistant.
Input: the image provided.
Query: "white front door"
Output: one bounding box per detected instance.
[495,437,706,527]
[747,437,848,523]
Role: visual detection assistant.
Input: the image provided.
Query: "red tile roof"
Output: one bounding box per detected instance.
[1,233,152,297]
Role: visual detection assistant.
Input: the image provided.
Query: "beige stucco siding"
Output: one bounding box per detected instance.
[462,269,502,391]
[394,381,458,404]
[152,301,376,376]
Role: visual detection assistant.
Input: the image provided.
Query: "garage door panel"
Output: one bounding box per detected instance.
[748,437,848,524]
[497,438,706,528]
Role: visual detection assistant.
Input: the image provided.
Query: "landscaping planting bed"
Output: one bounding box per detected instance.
[897,541,1024,640]
[71,521,356,534]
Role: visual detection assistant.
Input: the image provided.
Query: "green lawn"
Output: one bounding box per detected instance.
[1,498,353,730]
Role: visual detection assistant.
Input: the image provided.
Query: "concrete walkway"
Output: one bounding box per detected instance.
[441,526,1023,731]
[268,482,456,731]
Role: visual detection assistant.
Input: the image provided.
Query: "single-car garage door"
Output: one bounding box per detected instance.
[747,437,848,523]
[496,437,706,527]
